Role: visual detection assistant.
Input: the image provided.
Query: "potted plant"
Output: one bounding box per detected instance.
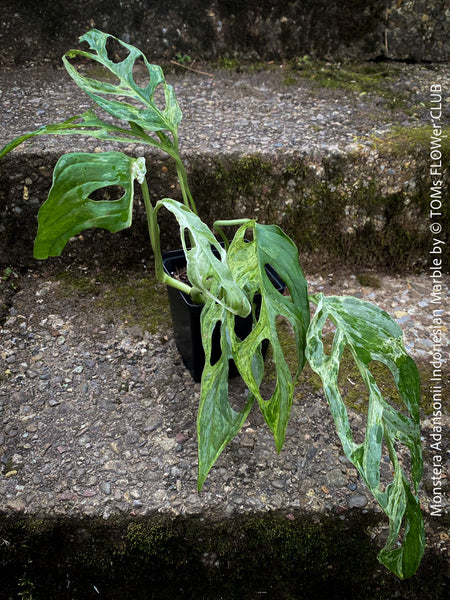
[0,30,424,579]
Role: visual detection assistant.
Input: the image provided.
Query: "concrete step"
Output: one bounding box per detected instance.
[0,58,449,597]
[1,0,449,65]
[1,62,449,272]
[0,264,448,597]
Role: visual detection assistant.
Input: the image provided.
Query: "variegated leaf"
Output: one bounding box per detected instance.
[306,294,424,579]
[34,152,145,258]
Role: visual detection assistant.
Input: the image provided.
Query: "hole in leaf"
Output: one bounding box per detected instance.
[274,316,298,381]
[88,186,125,202]
[151,83,168,113]
[227,372,254,414]
[393,441,415,488]
[368,360,406,415]
[265,263,286,294]
[105,36,130,63]
[243,228,254,242]
[335,347,369,448]
[89,65,121,87]
[378,443,395,494]
[132,56,150,88]
[182,228,193,250]
[338,346,370,419]
[65,55,121,87]
[256,337,277,402]
[209,320,223,367]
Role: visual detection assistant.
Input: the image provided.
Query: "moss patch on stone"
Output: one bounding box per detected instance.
[379,125,450,157]
[0,512,448,599]
[288,59,410,108]
[98,277,170,334]
[356,272,382,288]
[187,150,440,273]
[57,269,171,335]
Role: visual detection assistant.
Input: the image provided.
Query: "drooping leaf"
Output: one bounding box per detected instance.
[197,222,310,486]
[197,300,259,490]
[34,152,146,259]
[155,198,251,316]
[306,294,424,579]
[0,110,164,161]
[63,29,182,137]
[228,223,310,449]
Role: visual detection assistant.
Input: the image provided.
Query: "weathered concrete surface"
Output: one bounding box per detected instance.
[1,62,449,272]
[0,0,449,67]
[0,22,449,598]
[0,513,448,599]
[0,262,448,598]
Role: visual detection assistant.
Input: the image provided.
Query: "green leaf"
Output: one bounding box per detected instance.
[197,222,310,487]
[155,198,251,316]
[34,152,145,259]
[63,29,182,137]
[306,294,424,579]
[197,300,258,490]
[0,111,160,161]
[228,223,310,449]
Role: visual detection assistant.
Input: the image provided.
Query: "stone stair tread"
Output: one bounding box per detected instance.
[1,63,446,159]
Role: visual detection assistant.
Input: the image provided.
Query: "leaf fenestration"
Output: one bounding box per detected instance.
[229,224,310,448]
[63,30,182,138]
[306,294,424,579]
[197,222,310,486]
[34,152,145,259]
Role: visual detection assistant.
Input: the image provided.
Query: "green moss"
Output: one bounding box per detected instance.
[356,272,382,288]
[212,55,271,73]
[215,55,241,71]
[283,76,298,86]
[1,456,15,475]
[289,59,407,104]
[282,163,308,179]
[126,519,174,557]
[57,270,171,335]
[57,270,105,297]
[98,277,170,334]
[215,155,274,195]
[1,512,448,599]
[0,514,379,598]
[379,125,450,157]
[17,577,36,600]
[189,150,439,271]
[82,63,120,83]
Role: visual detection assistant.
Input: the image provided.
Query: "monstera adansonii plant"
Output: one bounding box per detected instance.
[0,30,425,579]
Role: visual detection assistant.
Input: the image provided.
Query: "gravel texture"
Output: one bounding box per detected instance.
[0,60,449,562]
[0,262,448,532]
[2,61,449,273]
[1,62,448,157]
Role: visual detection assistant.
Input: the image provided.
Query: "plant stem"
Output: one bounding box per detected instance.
[213,219,252,249]
[174,155,198,215]
[141,178,203,301]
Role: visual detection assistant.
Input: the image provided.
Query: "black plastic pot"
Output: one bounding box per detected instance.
[162,248,286,382]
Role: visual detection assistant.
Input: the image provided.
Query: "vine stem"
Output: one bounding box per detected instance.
[172,133,198,216]
[213,219,252,249]
[141,178,197,297]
